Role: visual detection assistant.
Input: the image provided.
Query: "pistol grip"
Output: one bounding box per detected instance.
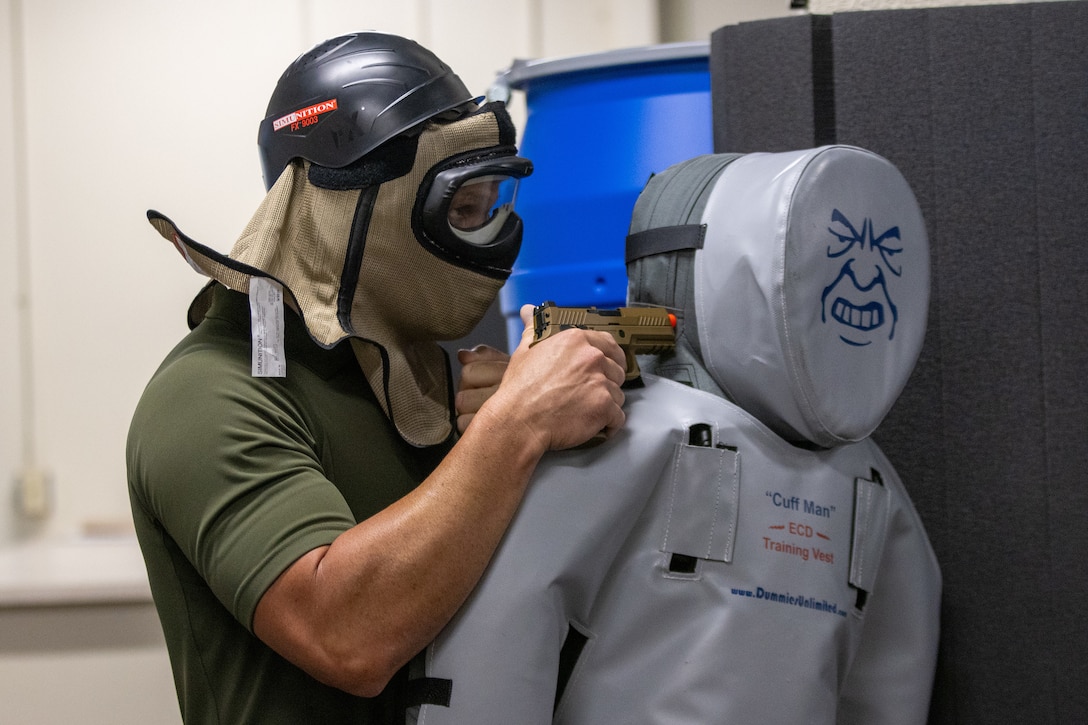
[623,348,641,382]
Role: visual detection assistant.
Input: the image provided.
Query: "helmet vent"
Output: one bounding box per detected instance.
[293,36,354,73]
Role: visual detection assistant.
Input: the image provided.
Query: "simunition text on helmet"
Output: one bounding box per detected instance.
[272,99,339,133]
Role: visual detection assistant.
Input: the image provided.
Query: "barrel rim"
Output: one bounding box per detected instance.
[494,41,710,90]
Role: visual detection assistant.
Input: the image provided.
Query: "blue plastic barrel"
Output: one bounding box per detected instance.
[492,42,713,347]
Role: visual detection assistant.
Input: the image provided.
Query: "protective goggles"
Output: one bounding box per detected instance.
[417,153,534,275]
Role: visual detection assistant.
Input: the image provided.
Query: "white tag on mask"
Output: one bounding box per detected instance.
[249,277,286,378]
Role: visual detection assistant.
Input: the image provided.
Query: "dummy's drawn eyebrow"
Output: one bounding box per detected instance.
[827,210,903,274]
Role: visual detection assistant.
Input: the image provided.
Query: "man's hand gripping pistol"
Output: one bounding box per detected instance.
[530,301,677,387]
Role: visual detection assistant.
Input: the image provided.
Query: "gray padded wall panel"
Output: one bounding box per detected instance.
[892,7,1051,721]
[711,15,816,152]
[1029,3,1088,722]
[709,3,1088,723]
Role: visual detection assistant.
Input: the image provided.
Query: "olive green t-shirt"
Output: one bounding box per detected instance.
[127,284,452,724]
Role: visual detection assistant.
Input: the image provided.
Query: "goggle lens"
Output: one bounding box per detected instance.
[447,175,522,246]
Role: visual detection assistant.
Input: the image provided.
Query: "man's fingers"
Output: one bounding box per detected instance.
[516,301,626,385]
[455,345,509,422]
[580,330,627,385]
[473,305,631,451]
[600,406,627,440]
[457,344,509,366]
[459,361,508,391]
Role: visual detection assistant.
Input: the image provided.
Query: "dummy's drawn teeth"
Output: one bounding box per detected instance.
[832,298,884,331]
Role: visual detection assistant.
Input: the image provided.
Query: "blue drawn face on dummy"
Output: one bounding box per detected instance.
[820,209,903,347]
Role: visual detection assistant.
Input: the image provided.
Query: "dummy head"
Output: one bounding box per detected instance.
[627,147,930,448]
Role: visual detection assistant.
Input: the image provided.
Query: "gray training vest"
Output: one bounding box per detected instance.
[413,147,941,724]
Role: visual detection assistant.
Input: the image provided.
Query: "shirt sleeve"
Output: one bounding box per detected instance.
[128,342,357,628]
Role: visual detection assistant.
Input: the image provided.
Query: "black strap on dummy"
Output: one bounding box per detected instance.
[554,624,590,712]
[405,677,453,708]
[625,224,706,264]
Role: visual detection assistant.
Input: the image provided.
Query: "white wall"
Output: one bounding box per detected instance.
[0,1,668,722]
[2,0,304,544]
[1,0,21,542]
[0,0,670,546]
[0,601,179,725]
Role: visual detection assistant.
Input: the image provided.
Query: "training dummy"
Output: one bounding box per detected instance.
[410,147,941,724]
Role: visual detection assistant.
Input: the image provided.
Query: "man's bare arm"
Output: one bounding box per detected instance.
[252,307,626,697]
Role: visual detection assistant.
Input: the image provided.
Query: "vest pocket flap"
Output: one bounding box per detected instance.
[849,476,891,594]
[661,443,740,563]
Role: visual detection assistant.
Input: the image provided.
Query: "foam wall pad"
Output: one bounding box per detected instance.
[710,3,1088,723]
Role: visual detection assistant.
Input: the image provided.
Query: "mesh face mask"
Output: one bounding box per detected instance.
[148,102,531,446]
[345,103,530,444]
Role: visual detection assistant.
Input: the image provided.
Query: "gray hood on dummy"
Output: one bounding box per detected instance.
[627,146,931,447]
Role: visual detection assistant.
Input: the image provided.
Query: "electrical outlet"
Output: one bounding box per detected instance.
[15,466,50,519]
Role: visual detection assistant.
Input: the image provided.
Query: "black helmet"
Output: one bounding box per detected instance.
[257,32,476,190]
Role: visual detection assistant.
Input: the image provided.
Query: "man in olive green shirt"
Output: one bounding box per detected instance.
[128,33,625,724]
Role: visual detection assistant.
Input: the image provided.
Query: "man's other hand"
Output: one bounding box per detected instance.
[456,345,510,434]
